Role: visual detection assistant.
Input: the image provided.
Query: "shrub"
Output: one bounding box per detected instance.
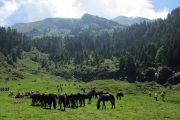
[145,67,156,82]
[168,72,180,85]
[157,67,173,84]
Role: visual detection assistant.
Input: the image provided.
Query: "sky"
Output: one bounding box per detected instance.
[0,0,179,26]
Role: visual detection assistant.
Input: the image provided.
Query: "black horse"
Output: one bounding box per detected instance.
[97,94,115,110]
[67,93,80,108]
[83,92,92,104]
[30,92,43,106]
[89,89,97,98]
[43,93,57,109]
[116,92,124,100]
[67,93,88,108]
[58,94,67,111]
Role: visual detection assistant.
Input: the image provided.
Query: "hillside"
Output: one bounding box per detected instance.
[0,8,180,84]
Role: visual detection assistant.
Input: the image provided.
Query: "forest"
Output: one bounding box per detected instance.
[0,7,180,84]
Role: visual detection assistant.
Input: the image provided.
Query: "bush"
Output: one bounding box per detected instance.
[11,71,24,79]
[145,67,156,82]
[168,72,180,85]
[157,67,173,84]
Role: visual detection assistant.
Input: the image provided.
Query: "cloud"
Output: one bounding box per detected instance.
[0,0,170,26]
[1,0,84,26]
[0,0,19,26]
[76,0,169,19]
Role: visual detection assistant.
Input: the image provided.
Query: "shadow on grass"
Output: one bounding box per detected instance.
[29,104,41,107]
[166,100,180,104]
[44,108,53,110]
[57,108,66,111]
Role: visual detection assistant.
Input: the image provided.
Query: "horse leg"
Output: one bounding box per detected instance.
[102,101,106,110]
[113,100,115,109]
[53,101,56,109]
[60,102,62,110]
[63,102,66,111]
[83,99,85,107]
[45,102,47,108]
[89,97,91,104]
[49,102,52,109]
[111,100,113,109]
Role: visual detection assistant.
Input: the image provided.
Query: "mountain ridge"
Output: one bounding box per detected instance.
[12,13,153,36]
[112,16,153,26]
[12,14,120,36]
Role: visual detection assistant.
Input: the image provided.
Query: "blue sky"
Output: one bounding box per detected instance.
[152,0,180,11]
[0,0,179,26]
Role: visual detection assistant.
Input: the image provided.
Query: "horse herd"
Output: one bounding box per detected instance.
[29,90,124,111]
[0,87,9,91]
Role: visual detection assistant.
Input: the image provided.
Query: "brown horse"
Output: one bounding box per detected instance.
[97,94,115,110]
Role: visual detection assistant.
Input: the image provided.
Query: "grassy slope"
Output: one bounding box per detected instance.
[0,59,180,120]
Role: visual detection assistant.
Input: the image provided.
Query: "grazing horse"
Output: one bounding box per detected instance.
[116,92,124,100]
[96,91,109,98]
[58,94,67,111]
[97,94,115,110]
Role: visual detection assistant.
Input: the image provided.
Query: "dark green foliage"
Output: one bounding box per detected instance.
[118,55,136,82]
[145,67,156,82]
[157,67,173,84]
[0,27,29,63]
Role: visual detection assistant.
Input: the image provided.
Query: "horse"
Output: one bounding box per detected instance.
[89,89,97,98]
[83,93,92,104]
[58,94,67,111]
[97,94,115,110]
[43,93,57,109]
[77,93,86,107]
[116,92,124,100]
[30,92,44,106]
[68,93,80,108]
[96,91,109,98]
[67,93,87,108]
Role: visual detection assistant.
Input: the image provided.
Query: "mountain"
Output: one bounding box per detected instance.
[12,13,120,37]
[112,16,153,26]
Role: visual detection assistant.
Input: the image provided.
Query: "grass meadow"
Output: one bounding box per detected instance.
[0,59,180,120]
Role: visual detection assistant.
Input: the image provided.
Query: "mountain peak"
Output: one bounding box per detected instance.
[112,16,153,26]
